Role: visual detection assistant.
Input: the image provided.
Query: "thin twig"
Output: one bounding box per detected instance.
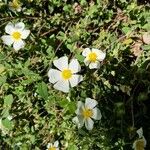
[40,28,57,37]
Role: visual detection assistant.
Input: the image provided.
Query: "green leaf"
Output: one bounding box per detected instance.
[59,99,76,114]
[1,118,13,130]
[141,44,150,50]
[59,99,69,108]
[122,27,132,35]
[75,54,84,62]
[67,102,76,114]
[37,82,48,100]
[143,24,150,31]
[67,145,78,150]
[1,108,10,118]
[0,64,5,73]
[4,95,13,107]
[0,76,7,86]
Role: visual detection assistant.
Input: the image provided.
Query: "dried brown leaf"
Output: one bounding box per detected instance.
[131,41,143,57]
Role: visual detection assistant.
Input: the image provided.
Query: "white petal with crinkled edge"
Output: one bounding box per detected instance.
[15,22,25,30]
[92,107,102,120]
[13,40,25,51]
[72,116,84,128]
[48,69,61,84]
[143,137,147,147]
[69,75,83,87]
[53,79,69,93]
[21,30,30,39]
[92,48,106,61]
[5,22,14,34]
[85,118,94,130]
[54,141,59,147]
[1,35,14,46]
[16,7,21,12]
[69,59,81,73]
[78,116,84,128]
[84,58,90,66]
[132,141,136,149]
[75,101,84,115]
[53,56,68,71]
[85,98,98,109]
[82,48,91,57]
[47,143,51,148]
[137,127,143,138]
[89,61,100,69]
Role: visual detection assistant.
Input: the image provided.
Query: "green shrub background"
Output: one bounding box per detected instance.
[0,0,150,149]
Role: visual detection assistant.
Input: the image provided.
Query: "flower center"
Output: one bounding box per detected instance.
[48,147,56,150]
[62,69,72,80]
[12,31,21,40]
[12,0,20,9]
[88,52,97,62]
[135,139,145,150]
[82,108,93,119]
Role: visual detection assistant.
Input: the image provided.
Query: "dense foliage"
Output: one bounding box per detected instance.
[0,0,150,149]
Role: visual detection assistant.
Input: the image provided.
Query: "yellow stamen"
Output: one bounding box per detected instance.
[11,0,20,9]
[135,139,145,150]
[88,52,97,62]
[12,31,21,40]
[82,108,93,119]
[48,147,56,150]
[62,69,72,80]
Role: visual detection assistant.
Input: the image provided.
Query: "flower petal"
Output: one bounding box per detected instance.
[15,22,25,30]
[92,48,106,61]
[143,137,147,147]
[72,116,84,128]
[137,127,143,138]
[69,59,81,73]
[92,107,102,120]
[72,116,78,124]
[16,6,22,12]
[82,48,91,57]
[53,56,68,71]
[21,30,30,39]
[84,58,90,66]
[132,141,136,149]
[5,22,14,34]
[54,141,59,147]
[53,80,69,93]
[69,75,83,87]
[48,69,61,84]
[89,61,100,69]
[13,40,25,51]
[85,98,98,109]
[85,118,94,130]
[78,116,84,128]
[47,143,51,148]
[1,35,14,46]
[75,101,84,115]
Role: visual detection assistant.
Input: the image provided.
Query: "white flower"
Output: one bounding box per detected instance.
[9,0,22,12]
[73,98,102,130]
[133,127,147,150]
[48,56,83,93]
[1,22,30,51]
[46,141,59,150]
[82,48,106,69]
